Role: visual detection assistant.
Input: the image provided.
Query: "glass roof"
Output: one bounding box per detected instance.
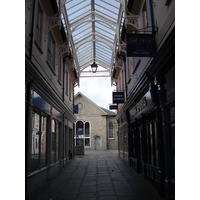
[63,0,124,78]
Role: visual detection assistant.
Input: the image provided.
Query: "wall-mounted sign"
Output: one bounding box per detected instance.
[73,105,78,114]
[113,92,125,104]
[126,33,156,57]
[109,104,118,110]
[129,91,153,119]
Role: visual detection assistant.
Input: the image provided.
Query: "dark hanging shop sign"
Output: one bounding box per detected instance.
[109,104,118,110]
[126,33,156,57]
[113,92,125,104]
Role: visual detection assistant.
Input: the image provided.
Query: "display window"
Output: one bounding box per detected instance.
[146,121,158,167]
[31,111,47,172]
[51,119,60,163]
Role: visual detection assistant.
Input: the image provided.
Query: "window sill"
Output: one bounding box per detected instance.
[27,166,48,177]
[58,79,62,85]
[34,40,43,54]
[46,61,56,75]
[132,59,141,75]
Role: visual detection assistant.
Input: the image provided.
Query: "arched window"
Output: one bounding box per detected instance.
[75,121,84,146]
[85,122,90,147]
[76,121,83,137]
[75,121,91,147]
[85,122,90,137]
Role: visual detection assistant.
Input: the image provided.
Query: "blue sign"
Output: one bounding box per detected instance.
[77,128,83,133]
[126,33,156,57]
[73,105,78,114]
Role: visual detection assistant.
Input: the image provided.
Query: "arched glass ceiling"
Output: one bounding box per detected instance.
[64,0,123,78]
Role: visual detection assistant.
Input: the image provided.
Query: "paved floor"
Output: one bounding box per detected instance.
[29,149,164,200]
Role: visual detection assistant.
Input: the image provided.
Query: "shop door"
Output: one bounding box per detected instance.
[95,136,100,150]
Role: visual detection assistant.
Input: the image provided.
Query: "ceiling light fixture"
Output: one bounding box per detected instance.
[91,62,98,73]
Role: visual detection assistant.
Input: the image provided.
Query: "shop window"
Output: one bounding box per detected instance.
[56,121,60,161]
[154,122,159,167]
[140,129,143,161]
[146,122,158,167]
[47,32,55,70]
[51,119,60,163]
[41,116,47,168]
[31,111,47,172]
[108,122,114,139]
[132,130,136,158]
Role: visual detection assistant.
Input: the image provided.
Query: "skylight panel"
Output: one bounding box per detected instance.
[96,43,112,53]
[96,51,111,62]
[95,3,118,18]
[73,25,92,40]
[69,8,91,22]
[96,30,114,41]
[67,1,90,16]
[78,45,93,55]
[64,0,122,76]
[95,9,117,22]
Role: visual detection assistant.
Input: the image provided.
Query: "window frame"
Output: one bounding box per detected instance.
[108,122,114,139]
[51,119,60,163]
[35,3,43,48]
[47,32,55,71]
[58,56,62,84]
[65,71,69,96]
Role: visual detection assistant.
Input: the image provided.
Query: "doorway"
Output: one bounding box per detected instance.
[95,136,101,150]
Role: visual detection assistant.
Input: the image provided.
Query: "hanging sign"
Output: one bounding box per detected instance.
[126,33,156,57]
[113,92,125,104]
[109,104,118,110]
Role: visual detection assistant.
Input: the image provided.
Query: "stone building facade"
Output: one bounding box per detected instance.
[74,92,118,151]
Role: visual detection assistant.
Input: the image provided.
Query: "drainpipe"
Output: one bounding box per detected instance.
[29,0,36,60]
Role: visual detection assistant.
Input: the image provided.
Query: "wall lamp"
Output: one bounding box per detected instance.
[91,62,98,73]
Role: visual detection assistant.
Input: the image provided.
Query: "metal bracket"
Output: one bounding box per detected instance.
[58,42,69,56]
[115,59,124,69]
[125,13,139,30]
[44,12,62,41]
[118,41,126,54]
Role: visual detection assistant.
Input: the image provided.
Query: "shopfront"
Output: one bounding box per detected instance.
[126,28,175,199]
[25,88,75,196]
